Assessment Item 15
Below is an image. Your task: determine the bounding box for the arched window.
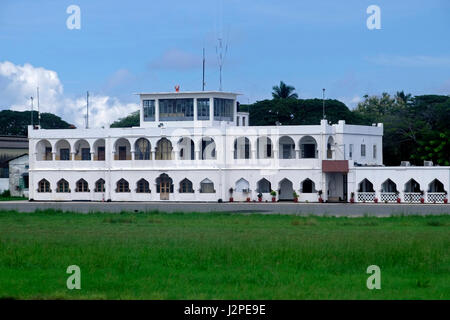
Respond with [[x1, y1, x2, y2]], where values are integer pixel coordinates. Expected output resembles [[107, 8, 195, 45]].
[[200, 178, 215, 193], [95, 179, 105, 192], [38, 179, 51, 192], [381, 179, 397, 192], [36, 139, 52, 161], [57, 179, 70, 193], [300, 136, 317, 159], [55, 140, 71, 161], [256, 136, 273, 159], [201, 137, 216, 160], [358, 179, 374, 192], [279, 136, 295, 159], [301, 179, 316, 193], [405, 179, 420, 193], [257, 178, 271, 193], [278, 178, 294, 200], [75, 179, 89, 192], [114, 138, 131, 160], [93, 139, 106, 161], [234, 137, 250, 159], [428, 179, 445, 193], [179, 178, 194, 193], [178, 137, 195, 160], [327, 136, 334, 159], [116, 179, 130, 193], [235, 178, 250, 193], [156, 138, 173, 160], [136, 178, 150, 193], [74, 139, 91, 161], [135, 138, 151, 160]]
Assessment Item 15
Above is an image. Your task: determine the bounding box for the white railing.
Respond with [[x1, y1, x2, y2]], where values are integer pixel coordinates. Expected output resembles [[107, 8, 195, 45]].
[[427, 192, 447, 203], [404, 192, 421, 203], [380, 192, 398, 202], [357, 192, 376, 202]]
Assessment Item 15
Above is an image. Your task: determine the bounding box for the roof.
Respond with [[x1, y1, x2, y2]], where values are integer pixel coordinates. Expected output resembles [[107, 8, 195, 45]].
[[5, 153, 28, 163], [135, 91, 241, 96], [322, 160, 349, 173], [0, 136, 29, 149]]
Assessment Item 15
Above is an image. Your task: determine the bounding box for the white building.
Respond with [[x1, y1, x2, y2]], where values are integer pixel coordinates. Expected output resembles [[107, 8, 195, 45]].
[[28, 91, 449, 203]]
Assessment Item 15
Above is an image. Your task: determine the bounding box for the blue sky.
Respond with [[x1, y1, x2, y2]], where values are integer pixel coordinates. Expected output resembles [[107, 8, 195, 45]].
[[0, 0, 449, 126]]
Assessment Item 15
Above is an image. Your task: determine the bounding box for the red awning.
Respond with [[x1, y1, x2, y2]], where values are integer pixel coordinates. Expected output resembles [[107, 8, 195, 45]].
[[322, 160, 349, 173]]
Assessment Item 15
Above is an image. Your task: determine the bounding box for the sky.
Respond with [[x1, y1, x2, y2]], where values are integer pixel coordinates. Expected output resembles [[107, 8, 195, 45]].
[[0, 0, 449, 128]]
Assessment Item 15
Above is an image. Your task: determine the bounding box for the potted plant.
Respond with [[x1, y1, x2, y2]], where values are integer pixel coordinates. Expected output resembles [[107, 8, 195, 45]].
[[444, 191, 448, 204], [293, 191, 299, 203], [350, 192, 355, 203], [270, 190, 277, 202], [246, 196, 251, 202], [257, 192, 263, 202], [318, 190, 323, 203], [229, 187, 234, 202], [396, 190, 401, 203], [420, 190, 425, 203], [374, 197, 378, 203]]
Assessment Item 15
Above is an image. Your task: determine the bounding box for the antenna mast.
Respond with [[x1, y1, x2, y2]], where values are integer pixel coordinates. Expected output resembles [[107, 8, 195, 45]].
[[216, 38, 228, 91], [37, 87, 40, 127], [86, 91, 89, 129], [202, 47, 205, 91], [30, 96, 34, 127], [322, 88, 326, 120]]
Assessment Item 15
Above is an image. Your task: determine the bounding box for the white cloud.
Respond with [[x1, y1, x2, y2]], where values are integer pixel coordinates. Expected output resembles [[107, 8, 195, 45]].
[[366, 55, 450, 67], [0, 61, 138, 128]]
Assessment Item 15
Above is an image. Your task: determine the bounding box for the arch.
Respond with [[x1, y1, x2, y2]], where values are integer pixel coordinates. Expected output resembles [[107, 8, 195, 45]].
[[200, 178, 215, 193], [257, 178, 271, 193], [135, 138, 151, 160], [178, 137, 195, 160], [278, 136, 295, 159], [278, 178, 294, 200], [155, 138, 173, 160], [36, 139, 52, 161], [201, 137, 216, 160], [136, 178, 150, 193], [94, 179, 105, 192], [93, 139, 106, 161], [56, 179, 70, 193], [38, 178, 51, 192], [234, 137, 250, 159], [179, 178, 194, 193], [327, 136, 334, 159], [75, 178, 89, 192], [114, 138, 131, 160], [381, 179, 397, 192], [116, 178, 130, 192], [256, 136, 273, 159], [299, 136, 317, 159], [74, 139, 91, 161], [156, 173, 174, 193], [301, 178, 316, 193], [358, 179, 374, 192], [404, 179, 420, 192], [235, 178, 250, 193], [428, 179, 445, 193], [55, 139, 71, 161]]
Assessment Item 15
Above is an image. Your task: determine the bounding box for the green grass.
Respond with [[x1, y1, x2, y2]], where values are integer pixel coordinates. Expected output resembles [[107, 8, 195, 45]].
[[0, 210, 448, 300], [0, 196, 27, 201]]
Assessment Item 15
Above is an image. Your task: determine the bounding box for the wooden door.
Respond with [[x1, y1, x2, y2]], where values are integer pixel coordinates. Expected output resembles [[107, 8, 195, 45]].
[[160, 180, 170, 200]]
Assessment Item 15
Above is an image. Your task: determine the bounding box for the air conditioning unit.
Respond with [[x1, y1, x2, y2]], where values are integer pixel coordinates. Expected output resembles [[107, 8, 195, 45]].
[[424, 161, 433, 167], [400, 161, 411, 167]]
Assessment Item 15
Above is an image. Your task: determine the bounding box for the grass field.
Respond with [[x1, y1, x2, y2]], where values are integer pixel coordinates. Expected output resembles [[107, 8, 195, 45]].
[[0, 210, 448, 300]]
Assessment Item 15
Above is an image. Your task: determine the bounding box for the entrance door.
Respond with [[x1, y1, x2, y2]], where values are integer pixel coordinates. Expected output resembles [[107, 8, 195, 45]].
[[119, 146, 126, 160], [160, 180, 170, 200]]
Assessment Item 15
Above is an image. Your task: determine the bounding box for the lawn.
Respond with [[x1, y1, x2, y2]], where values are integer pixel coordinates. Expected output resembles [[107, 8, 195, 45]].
[[0, 210, 448, 300]]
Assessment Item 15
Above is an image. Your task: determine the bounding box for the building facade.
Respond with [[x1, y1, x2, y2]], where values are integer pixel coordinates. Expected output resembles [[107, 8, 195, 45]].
[[28, 91, 449, 203]]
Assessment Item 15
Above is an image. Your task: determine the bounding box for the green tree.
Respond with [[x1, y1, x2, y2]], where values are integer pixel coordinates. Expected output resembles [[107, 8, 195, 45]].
[[110, 110, 140, 128], [272, 81, 298, 99]]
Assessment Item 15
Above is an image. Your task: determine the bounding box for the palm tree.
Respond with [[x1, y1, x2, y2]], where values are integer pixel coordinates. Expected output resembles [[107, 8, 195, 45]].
[[272, 81, 298, 99], [395, 91, 412, 105]]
